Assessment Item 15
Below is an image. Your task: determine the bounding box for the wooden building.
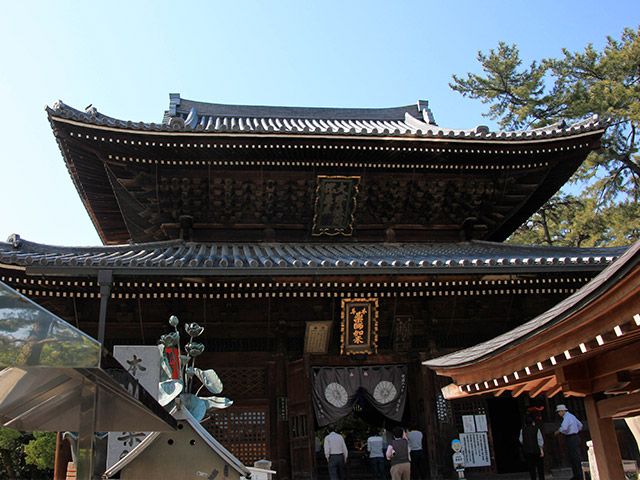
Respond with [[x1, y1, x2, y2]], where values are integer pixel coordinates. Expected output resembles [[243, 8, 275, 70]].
[[0, 95, 630, 478], [425, 240, 640, 478]]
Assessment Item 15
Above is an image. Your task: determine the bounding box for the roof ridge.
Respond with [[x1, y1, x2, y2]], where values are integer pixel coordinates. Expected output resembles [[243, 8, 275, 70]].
[[173, 96, 427, 122], [46, 98, 607, 141]]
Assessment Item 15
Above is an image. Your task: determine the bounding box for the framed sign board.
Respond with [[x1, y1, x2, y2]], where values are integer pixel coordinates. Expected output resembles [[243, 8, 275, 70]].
[[312, 175, 360, 236], [340, 298, 378, 355]]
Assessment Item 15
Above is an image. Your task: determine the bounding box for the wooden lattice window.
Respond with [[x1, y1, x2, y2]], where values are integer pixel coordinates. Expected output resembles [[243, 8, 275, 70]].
[[451, 397, 487, 433], [290, 413, 308, 439], [215, 367, 267, 399], [203, 406, 269, 465]]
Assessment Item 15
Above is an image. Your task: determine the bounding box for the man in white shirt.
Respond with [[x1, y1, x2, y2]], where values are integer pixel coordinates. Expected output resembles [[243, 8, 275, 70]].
[[324, 426, 348, 480], [407, 426, 426, 479], [366, 429, 387, 479], [554, 404, 583, 480]]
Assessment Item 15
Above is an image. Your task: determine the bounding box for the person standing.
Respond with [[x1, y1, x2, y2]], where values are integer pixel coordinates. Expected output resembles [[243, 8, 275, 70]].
[[367, 428, 387, 480], [386, 426, 411, 480], [407, 426, 426, 480], [554, 404, 583, 480], [519, 414, 544, 480], [324, 426, 348, 480]]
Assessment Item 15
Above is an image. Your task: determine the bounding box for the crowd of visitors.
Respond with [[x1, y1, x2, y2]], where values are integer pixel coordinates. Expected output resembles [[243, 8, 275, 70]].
[[323, 425, 427, 480], [323, 404, 586, 480]]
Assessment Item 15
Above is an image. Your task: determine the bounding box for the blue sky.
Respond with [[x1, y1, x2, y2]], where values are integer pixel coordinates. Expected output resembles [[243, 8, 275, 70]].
[[0, 1, 638, 245]]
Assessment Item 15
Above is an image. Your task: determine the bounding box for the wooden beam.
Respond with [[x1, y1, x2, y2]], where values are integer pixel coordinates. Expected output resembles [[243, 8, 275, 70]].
[[547, 384, 563, 397], [605, 373, 640, 394], [511, 383, 530, 398], [557, 363, 591, 396], [597, 391, 640, 419], [584, 395, 626, 479], [591, 370, 632, 394], [588, 342, 640, 379], [441, 383, 470, 400], [493, 387, 510, 397], [530, 377, 557, 398]]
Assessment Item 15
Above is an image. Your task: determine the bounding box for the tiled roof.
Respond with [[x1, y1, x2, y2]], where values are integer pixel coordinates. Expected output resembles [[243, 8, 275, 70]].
[[46, 94, 605, 141], [424, 240, 639, 369], [0, 234, 626, 275]]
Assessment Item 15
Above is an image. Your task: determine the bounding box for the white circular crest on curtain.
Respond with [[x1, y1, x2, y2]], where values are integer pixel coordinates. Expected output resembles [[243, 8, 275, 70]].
[[373, 380, 397, 404], [324, 382, 349, 407]]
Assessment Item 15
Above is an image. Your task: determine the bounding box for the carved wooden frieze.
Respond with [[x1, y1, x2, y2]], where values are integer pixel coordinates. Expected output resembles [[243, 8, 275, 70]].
[[392, 315, 413, 352], [312, 176, 361, 236], [106, 161, 537, 241]]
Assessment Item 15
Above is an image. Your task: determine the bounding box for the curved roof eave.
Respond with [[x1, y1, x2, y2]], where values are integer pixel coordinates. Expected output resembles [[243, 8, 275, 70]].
[[46, 100, 607, 144]]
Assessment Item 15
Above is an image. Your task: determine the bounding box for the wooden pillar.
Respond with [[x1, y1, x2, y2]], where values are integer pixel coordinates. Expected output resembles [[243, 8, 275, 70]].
[[419, 353, 440, 480], [53, 432, 72, 480], [97, 270, 113, 345], [583, 395, 625, 479], [273, 354, 290, 479]]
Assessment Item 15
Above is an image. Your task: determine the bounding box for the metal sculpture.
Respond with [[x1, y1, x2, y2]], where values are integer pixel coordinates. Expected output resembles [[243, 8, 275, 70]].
[[157, 315, 232, 421]]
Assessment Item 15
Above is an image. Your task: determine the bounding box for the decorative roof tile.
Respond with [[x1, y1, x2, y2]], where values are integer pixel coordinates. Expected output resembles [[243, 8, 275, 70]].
[[0, 235, 626, 275], [47, 94, 606, 142], [423, 240, 639, 369]]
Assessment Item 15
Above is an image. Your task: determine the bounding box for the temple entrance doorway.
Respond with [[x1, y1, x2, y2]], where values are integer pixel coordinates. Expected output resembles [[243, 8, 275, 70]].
[[315, 388, 405, 479], [486, 396, 526, 474]]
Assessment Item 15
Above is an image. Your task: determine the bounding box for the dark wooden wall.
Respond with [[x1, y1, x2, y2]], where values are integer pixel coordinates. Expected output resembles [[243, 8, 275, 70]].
[[1, 268, 595, 477]]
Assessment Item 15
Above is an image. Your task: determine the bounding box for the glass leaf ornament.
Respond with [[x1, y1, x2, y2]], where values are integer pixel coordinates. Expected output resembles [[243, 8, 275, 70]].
[[157, 345, 174, 380], [159, 331, 180, 347], [185, 342, 205, 357], [157, 314, 233, 420], [181, 393, 207, 421], [195, 368, 224, 394], [158, 380, 183, 406], [202, 395, 233, 410], [185, 322, 204, 337]]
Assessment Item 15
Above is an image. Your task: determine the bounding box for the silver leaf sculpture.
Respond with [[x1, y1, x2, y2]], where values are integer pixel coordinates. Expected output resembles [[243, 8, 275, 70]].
[[157, 315, 232, 420], [195, 368, 224, 395]]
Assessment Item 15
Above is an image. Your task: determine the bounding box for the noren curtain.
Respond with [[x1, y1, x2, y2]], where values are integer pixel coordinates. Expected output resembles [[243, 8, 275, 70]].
[[312, 365, 407, 427]]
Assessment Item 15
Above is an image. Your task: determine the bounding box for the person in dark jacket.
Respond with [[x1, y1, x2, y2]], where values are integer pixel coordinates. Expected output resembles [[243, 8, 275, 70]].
[[519, 414, 544, 480], [386, 426, 410, 480]]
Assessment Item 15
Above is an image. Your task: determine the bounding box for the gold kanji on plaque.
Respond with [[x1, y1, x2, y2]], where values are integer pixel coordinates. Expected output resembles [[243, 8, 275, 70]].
[[340, 298, 379, 355]]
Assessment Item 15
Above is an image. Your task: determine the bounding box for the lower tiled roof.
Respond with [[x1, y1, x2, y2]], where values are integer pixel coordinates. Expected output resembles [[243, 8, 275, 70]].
[[0, 235, 627, 275], [424, 240, 639, 369]]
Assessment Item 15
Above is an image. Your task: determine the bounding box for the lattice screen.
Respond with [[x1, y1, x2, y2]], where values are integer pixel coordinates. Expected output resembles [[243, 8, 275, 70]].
[[203, 406, 269, 465], [451, 397, 487, 433], [215, 367, 267, 399]]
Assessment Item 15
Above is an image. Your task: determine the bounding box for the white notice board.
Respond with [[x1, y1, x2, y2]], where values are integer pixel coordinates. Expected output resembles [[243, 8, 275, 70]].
[[474, 414, 488, 432], [462, 415, 476, 433], [460, 432, 491, 467]]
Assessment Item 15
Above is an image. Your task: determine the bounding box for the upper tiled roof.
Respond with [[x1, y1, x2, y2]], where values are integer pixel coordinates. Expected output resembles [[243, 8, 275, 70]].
[[46, 94, 605, 141], [424, 240, 639, 369], [0, 234, 626, 275]]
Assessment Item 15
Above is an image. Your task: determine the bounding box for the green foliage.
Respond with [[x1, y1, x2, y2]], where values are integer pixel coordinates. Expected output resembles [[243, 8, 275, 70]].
[[451, 27, 640, 246], [24, 432, 56, 470], [508, 193, 639, 247], [0, 428, 54, 479], [0, 428, 21, 450]]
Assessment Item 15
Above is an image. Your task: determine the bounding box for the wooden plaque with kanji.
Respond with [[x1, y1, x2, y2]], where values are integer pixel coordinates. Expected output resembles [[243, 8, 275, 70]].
[[340, 298, 378, 355]]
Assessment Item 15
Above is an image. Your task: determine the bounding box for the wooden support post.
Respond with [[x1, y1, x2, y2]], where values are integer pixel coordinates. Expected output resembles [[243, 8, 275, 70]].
[[53, 432, 71, 480], [97, 270, 113, 345], [583, 395, 625, 479], [420, 362, 440, 480]]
